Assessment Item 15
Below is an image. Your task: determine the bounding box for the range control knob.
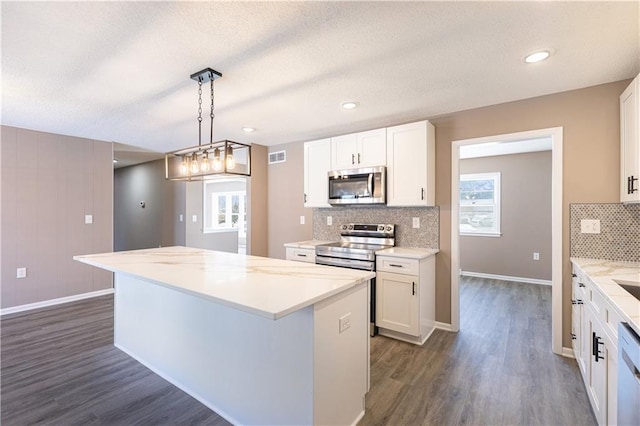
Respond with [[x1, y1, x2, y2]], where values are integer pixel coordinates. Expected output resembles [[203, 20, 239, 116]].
[[386, 225, 393, 232], [348, 224, 354, 230], [378, 225, 385, 231], [341, 224, 348, 231]]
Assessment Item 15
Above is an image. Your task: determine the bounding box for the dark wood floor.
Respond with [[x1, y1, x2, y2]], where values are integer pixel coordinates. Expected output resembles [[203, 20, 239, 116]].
[[1, 277, 596, 425], [360, 277, 596, 425]]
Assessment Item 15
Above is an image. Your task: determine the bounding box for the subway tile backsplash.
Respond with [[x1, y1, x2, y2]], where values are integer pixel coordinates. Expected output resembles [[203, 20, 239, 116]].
[[313, 206, 439, 248], [570, 203, 640, 262]]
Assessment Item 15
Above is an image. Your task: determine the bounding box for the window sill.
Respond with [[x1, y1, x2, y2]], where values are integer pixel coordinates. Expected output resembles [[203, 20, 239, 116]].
[[460, 232, 502, 238], [203, 228, 240, 234]]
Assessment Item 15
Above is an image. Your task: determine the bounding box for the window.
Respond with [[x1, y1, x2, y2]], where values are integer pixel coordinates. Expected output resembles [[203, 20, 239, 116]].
[[203, 179, 247, 238], [459, 172, 501, 236]]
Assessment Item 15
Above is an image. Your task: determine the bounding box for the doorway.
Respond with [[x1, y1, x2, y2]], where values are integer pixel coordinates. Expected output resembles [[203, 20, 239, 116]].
[[451, 127, 563, 354]]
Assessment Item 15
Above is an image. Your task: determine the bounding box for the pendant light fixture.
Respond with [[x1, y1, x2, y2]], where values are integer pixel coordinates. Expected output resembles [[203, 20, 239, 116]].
[[165, 68, 251, 181]]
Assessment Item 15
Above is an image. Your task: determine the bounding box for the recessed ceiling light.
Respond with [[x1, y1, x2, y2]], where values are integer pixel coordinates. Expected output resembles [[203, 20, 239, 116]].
[[525, 50, 550, 64], [341, 101, 359, 110], [242, 127, 255, 133], [113, 159, 119, 164]]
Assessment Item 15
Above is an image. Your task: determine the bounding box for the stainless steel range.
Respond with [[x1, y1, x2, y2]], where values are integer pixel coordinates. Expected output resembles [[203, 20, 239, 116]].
[[316, 223, 395, 335]]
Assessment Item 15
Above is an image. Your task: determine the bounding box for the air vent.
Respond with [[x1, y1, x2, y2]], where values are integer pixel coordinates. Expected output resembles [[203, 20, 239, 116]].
[[268, 150, 286, 164]]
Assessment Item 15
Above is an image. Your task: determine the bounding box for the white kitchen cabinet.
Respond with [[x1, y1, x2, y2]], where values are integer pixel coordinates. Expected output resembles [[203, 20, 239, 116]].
[[375, 252, 436, 345], [330, 128, 386, 170], [620, 74, 640, 203], [386, 120, 435, 206], [285, 247, 316, 263], [303, 138, 331, 207], [571, 262, 621, 426]]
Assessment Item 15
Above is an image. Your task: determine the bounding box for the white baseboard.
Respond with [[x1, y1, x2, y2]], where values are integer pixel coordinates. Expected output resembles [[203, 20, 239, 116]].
[[561, 347, 575, 358], [435, 321, 455, 332], [0, 288, 114, 316], [460, 270, 552, 286]]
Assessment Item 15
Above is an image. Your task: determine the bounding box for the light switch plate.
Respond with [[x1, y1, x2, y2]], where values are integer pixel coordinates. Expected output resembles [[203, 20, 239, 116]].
[[327, 216, 333, 226], [580, 219, 601, 234], [17, 267, 27, 279], [300, 215, 305, 225], [412, 217, 420, 228], [192, 215, 197, 223], [533, 252, 540, 261], [179, 214, 183, 222], [84, 214, 93, 224]]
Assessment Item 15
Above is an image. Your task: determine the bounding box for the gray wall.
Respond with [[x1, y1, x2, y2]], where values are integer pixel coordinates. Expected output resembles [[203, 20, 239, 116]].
[[1, 125, 113, 308], [459, 151, 552, 280], [114, 159, 185, 251]]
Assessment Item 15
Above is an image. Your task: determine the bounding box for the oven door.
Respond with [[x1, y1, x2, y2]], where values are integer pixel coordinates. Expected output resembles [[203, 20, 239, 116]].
[[328, 166, 386, 205]]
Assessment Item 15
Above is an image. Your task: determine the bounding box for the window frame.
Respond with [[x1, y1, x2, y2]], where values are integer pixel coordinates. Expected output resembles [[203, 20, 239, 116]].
[[203, 179, 247, 238], [459, 172, 501, 237]]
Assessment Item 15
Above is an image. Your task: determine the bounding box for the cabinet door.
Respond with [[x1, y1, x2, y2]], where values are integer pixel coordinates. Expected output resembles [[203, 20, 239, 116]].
[[588, 315, 607, 426], [356, 128, 386, 167], [331, 133, 358, 170], [386, 120, 435, 206], [620, 75, 639, 203], [303, 139, 331, 207], [375, 271, 419, 336]]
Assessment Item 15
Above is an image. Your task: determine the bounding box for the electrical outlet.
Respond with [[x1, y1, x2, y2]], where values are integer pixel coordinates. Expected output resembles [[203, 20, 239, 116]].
[[84, 214, 93, 224], [192, 215, 197, 223], [300, 215, 305, 225], [412, 217, 420, 228], [339, 313, 352, 333], [533, 252, 540, 261], [179, 214, 184, 222], [17, 267, 27, 279], [580, 219, 601, 234], [327, 216, 333, 226]]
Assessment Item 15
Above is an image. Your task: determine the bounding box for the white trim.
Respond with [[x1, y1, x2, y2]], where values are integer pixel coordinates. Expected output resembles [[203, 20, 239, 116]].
[[460, 270, 552, 286], [0, 288, 114, 316], [460, 232, 502, 238], [452, 127, 563, 354], [378, 327, 433, 346], [561, 347, 576, 359], [434, 321, 454, 332]]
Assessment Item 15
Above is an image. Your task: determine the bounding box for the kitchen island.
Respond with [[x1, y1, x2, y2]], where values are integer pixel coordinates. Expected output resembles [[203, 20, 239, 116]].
[[74, 246, 375, 426]]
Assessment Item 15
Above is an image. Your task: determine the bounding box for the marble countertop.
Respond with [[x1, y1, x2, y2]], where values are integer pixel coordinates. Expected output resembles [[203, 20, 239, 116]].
[[283, 240, 336, 249], [570, 257, 640, 336], [75, 246, 375, 321], [376, 247, 439, 259]]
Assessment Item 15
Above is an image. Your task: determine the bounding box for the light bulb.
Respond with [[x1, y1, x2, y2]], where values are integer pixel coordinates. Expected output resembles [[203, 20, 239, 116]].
[[212, 148, 222, 171], [179, 157, 188, 175], [190, 154, 199, 174], [226, 146, 235, 169], [201, 152, 210, 172]]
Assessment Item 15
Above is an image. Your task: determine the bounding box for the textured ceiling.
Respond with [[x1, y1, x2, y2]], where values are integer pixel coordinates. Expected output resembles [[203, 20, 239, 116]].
[[2, 1, 639, 154]]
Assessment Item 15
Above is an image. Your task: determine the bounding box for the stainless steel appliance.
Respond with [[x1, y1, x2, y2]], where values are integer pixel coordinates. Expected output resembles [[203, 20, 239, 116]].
[[328, 166, 386, 205], [316, 223, 395, 336], [619, 322, 640, 426]]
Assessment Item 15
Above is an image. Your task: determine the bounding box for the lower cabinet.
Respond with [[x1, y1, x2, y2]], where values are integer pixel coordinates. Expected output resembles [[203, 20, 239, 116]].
[[375, 253, 435, 345], [571, 262, 619, 426], [285, 247, 316, 263]]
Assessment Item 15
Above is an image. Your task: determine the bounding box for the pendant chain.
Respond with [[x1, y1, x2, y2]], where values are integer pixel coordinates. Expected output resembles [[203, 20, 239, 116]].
[[197, 81, 203, 147], [210, 79, 215, 144]]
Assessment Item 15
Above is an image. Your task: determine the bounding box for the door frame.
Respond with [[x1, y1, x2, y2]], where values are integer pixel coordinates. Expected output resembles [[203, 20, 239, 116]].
[[451, 127, 563, 354]]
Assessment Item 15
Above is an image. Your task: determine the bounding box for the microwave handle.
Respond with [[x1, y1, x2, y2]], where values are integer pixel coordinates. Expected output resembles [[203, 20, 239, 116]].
[[368, 173, 373, 196]]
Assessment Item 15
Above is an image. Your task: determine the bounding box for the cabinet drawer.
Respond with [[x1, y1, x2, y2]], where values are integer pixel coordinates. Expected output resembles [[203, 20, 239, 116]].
[[285, 248, 316, 263], [376, 256, 418, 275]]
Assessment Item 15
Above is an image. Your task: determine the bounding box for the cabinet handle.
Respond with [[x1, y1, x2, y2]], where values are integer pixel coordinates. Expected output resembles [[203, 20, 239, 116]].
[[592, 332, 604, 362], [412, 282, 416, 296], [571, 299, 583, 305], [579, 282, 585, 288], [296, 253, 307, 257], [304, 193, 307, 203], [358, 153, 361, 164], [629, 175, 639, 194], [571, 273, 577, 277], [571, 333, 577, 340], [421, 188, 425, 200], [389, 264, 403, 268], [352, 154, 355, 165]]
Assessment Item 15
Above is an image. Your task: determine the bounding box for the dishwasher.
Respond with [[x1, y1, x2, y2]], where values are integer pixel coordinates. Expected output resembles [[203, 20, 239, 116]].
[[619, 322, 640, 426]]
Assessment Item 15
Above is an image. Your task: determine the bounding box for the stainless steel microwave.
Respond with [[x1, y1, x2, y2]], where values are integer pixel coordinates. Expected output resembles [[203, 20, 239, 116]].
[[328, 166, 386, 205]]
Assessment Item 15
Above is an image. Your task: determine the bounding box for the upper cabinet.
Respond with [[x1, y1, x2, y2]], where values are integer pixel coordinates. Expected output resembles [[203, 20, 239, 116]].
[[386, 120, 435, 207], [331, 128, 386, 170], [303, 138, 331, 208], [620, 74, 640, 203]]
